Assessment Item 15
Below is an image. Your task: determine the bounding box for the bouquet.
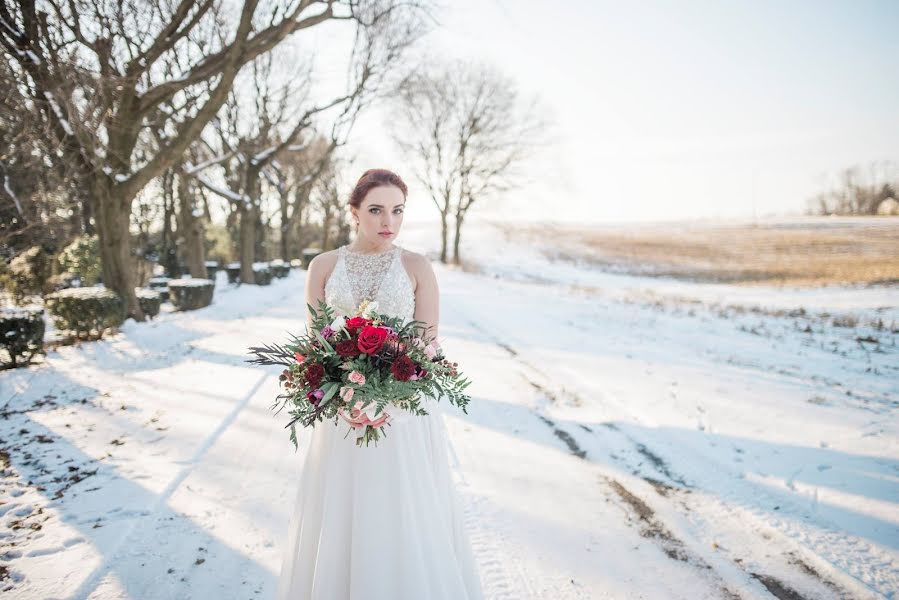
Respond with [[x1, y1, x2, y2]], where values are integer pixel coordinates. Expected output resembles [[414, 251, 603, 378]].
[[246, 298, 472, 448]]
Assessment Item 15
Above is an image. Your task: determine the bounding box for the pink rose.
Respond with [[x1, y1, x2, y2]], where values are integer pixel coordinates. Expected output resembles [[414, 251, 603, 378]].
[[340, 386, 355, 403], [348, 371, 366, 385], [424, 343, 438, 359]]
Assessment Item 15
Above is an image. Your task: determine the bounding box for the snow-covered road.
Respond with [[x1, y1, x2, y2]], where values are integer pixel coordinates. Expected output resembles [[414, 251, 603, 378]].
[[2, 225, 897, 599]]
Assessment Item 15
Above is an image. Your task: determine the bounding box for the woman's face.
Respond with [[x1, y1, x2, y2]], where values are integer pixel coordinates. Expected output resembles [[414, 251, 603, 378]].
[[353, 185, 405, 243]]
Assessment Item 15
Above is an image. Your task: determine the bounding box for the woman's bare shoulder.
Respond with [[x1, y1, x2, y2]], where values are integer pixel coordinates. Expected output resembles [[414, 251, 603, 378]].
[[399, 247, 433, 271], [399, 247, 436, 288], [308, 248, 340, 280]]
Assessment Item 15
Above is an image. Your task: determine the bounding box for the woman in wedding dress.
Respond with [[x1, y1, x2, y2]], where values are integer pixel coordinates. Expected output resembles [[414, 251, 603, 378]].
[[275, 169, 485, 600]]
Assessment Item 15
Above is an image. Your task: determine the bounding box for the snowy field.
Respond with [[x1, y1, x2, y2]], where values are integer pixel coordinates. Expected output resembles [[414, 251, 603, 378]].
[[1, 219, 897, 599]]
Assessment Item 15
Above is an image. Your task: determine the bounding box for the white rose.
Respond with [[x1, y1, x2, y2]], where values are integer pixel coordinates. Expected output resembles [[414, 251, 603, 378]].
[[361, 301, 379, 318], [330, 315, 347, 332]]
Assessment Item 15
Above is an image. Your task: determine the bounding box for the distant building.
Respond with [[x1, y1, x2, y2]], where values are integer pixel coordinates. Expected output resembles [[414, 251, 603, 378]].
[[876, 197, 899, 216]]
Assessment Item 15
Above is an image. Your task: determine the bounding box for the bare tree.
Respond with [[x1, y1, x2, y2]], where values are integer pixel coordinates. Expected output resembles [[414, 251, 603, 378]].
[[1, 0, 431, 318], [805, 161, 899, 216], [1, 53, 84, 256], [390, 58, 552, 264], [269, 135, 334, 260], [184, 1, 427, 283]]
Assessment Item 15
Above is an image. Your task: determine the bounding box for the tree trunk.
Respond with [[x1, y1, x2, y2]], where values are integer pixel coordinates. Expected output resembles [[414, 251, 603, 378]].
[[238, 204, 257, 284], [80, 192, 95, 235], [279, 191, 290, 261], [453, 214, 465, 265], [254, 209, 266, 262], [94, 178, 145, 320], [239, 168, 260, 284], [452, 211, 464, 265], [439, 211, 449, 264], [321, 205, 333, 250], [161, 171, 179, 277], [177, 172, 207, 278]]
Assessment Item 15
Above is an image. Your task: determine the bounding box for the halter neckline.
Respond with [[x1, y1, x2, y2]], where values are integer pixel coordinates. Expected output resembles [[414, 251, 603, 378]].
[[342, 243, 398, 256]]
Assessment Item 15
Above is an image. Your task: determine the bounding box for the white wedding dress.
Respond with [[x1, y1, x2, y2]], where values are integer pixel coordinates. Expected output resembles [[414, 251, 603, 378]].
[[276, 244, 485, 600]]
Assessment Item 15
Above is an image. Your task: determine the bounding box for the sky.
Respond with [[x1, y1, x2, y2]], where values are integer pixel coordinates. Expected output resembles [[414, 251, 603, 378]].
[[300, 0, 899, 225]]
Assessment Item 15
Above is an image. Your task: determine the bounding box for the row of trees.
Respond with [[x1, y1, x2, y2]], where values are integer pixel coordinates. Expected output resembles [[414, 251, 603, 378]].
[[806, 161, 899, 216], [1, 1, 551, 320], [1, 0, 428, 320]]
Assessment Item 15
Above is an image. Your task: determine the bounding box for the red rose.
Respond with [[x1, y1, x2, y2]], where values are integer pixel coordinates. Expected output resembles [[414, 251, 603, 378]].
[[345, 316, 370, 335], [357, 325, 389, 355], [335, 339, 361, 358], [303, 362, 325, 388], [391, 354, 416, 381]]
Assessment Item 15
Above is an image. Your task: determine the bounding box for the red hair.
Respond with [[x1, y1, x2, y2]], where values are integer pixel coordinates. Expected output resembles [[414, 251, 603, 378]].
[[349, 169, 408, 208]]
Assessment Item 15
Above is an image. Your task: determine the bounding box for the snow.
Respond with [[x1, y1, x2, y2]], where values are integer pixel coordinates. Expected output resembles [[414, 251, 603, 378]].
[[41, 91, 73, 136], [251, 146, 278, 166], [167, 278, 214, 288], [184, 153, 233, 176], [1, 221, 896, 599], [195, 176, 249, 204], [3, 174, 23, 217], [114, 174, 128, 183], [0, 18, 38, 66]]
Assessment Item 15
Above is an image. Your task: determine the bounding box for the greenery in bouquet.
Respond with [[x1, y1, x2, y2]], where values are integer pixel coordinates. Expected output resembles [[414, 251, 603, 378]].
[[246, 298, 472, 448]]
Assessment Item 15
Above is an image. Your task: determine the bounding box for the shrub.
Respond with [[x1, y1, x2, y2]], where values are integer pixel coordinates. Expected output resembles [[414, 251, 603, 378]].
[[44, 287, 126, 340], [6, 246, 53, 302], [225, 262, 241, 284], [205, 260, 220, 281], [0, 307, 45, 369], [301, 248, 322, 269], [136, 288, 162, 319], [168, 279, 214, 311], [57, 235, 101, 286], [269, 259, 290, 278], [204, 224, 234, 267], [252, 262, 272, 285], [46, 271, 78, 291], [148, 276, 172, 301]]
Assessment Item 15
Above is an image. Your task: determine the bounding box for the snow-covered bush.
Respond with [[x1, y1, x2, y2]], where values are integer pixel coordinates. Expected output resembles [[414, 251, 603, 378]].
[[4, 246, 53, 302], [252, 262, 273, 285], [269, 259, 289, 278], [136, 288, 162, 319], [168, 279, 214, 311], [301, 248, 322, 269], [225, 262, 241, 284], [148, 276, 171, 302], [0, 307, 45, 369], [46, 271, 79, 291], [205, 260, 220, 281], [44, 287, 126, 340], [57, 235, 101, 286]]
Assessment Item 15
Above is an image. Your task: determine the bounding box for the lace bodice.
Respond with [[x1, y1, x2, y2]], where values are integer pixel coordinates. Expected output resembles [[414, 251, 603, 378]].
[[324, 244, 415, 321]]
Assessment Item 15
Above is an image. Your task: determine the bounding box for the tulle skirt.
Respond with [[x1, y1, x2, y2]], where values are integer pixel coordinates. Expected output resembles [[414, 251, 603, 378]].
[[275, 396, 484, 600]]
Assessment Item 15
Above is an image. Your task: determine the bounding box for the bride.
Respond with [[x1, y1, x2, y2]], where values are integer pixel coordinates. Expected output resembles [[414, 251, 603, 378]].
[[275, 169, 485, 600]]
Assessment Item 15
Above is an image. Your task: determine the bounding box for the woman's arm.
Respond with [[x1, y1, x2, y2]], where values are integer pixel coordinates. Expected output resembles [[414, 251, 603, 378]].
[[305, 254, 328, 332], [412, 253, 440, 348]]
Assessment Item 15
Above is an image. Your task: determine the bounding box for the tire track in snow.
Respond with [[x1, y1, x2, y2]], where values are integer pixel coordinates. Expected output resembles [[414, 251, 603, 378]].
[[448, 297, 867, 600]]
